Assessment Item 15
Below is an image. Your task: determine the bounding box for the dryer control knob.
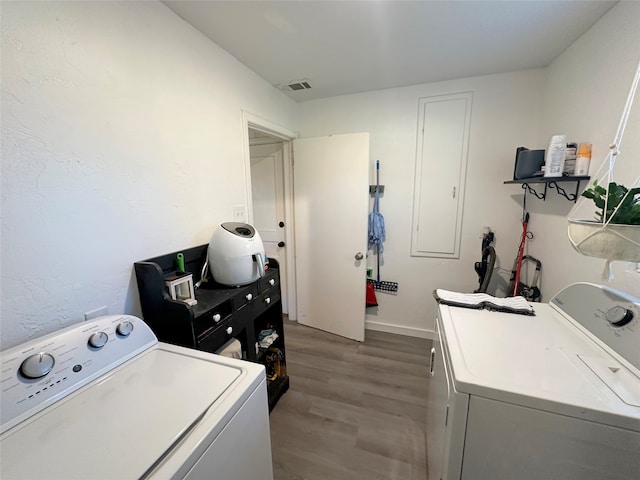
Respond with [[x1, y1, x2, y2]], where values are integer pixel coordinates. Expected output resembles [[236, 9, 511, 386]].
[[605, 306, 634, 327], [20, 352, 55, 379], [245, 293, 253, 301], [226, 327, 233, 335], [88, 331, 109, 349], [212, 313, 222, 323], [116, 321, 134, 337]]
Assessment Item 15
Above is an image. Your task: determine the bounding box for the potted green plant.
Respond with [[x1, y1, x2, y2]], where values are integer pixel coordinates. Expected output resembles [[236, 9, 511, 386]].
[[581, 181, 640, 225], [568, 181, 640, 261]]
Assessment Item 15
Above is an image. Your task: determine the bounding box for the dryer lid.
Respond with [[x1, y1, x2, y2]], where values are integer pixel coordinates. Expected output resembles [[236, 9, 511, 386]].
[[439, 300, 640, 430]]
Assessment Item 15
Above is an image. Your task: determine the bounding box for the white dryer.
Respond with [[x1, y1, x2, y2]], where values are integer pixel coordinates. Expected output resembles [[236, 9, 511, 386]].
[[427, 283, 640, 480], [0, 314, 273, 479]]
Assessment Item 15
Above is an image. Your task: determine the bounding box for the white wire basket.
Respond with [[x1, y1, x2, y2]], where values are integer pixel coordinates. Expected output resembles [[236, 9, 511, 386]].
[[567, 57, 640, 274], [568, 220, 640, 261]]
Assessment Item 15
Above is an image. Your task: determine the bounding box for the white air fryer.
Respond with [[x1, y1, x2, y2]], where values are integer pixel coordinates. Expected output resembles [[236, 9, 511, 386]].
[[208, 222, 265, 286]]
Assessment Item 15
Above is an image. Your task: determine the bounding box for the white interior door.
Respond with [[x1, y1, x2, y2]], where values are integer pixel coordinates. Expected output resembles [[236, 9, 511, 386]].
[[293, 133, 369, 341], [411, 92, 472, 258], [250, 142, 288, 314]]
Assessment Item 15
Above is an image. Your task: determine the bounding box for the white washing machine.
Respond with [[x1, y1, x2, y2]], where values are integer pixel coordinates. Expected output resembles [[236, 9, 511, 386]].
[[427, 283, 640, 480], [0, 314, 274, 479]]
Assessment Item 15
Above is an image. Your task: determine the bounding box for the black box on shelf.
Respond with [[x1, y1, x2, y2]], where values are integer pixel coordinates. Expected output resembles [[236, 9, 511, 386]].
[[513, 147, 545, 180]]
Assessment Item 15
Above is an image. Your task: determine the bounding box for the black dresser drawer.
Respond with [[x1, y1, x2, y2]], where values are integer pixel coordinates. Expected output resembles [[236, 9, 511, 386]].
[[193, 299, 233, 338], [196, 317, 235, 353], [260, 270, 279, 292], [234, 283, 259, 311], [258, 288, 280, 311]]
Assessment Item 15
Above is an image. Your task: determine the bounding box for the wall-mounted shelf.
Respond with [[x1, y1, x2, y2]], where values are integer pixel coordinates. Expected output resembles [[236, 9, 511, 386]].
[[504, 176, 590, 202]]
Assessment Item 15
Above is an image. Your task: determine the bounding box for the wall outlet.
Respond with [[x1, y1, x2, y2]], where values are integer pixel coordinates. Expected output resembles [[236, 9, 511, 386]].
[[232, 205, 247, 223], [84, 306, 108, 321]]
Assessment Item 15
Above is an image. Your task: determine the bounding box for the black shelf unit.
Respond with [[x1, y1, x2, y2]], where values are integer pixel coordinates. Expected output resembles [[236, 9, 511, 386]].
[[134, 244, 288, 411], [504, 176, 590, 202]]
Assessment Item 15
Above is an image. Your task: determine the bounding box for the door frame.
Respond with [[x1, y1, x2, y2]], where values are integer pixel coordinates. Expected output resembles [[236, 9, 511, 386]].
[[241, 111, 298, 320]]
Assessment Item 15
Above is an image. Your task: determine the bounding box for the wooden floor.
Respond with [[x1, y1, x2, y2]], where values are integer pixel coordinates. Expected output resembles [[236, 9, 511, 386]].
[[269, 319, 431, 480]]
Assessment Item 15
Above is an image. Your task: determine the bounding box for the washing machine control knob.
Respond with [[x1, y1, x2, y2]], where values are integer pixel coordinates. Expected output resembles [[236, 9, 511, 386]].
[[20, 352, 55, 379], [88, 331, 109, 349], [605, 306, 634, 327], [116, 321, 134, 337]]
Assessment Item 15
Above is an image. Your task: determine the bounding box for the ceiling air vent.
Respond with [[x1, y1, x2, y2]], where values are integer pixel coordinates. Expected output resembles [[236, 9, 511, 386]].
[[275, 79, 312, 92], [288, 81, 311, 91]]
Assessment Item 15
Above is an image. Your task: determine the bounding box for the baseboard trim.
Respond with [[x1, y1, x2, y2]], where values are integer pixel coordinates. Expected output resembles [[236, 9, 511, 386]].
[[365, 320, 435, 340]]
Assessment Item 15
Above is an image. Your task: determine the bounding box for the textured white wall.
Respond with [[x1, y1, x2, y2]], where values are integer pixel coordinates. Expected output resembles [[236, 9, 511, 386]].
[[2, 1, 637, 348], [0, 1, 297, 349], [531, 0, 640, 299], [298, 70, 545, 337]]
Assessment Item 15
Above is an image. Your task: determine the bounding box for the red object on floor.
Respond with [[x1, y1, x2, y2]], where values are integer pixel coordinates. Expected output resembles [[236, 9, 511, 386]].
[[366, 282, 378, 307]]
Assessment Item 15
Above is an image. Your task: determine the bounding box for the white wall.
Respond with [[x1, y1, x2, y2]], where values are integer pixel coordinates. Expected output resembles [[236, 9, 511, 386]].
[[298, 70, 545, 337], [297, 1, 640, 338], [0, 1, 297, 349], [2, 1, 638, 348], [531, 0, 640, 299]]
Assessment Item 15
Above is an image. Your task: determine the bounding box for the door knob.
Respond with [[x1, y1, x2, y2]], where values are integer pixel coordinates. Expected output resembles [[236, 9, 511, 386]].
[[355, 252, 364, 260], [278, 241, 285, 247], [279, 221, 285, 228]]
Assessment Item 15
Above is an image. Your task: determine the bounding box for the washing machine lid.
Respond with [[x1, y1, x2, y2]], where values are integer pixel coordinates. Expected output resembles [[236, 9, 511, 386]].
[[439, 300, 640, 430], [0, 346, 243, 480]]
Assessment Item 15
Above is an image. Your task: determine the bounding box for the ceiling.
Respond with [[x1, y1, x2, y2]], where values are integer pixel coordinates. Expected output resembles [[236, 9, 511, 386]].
[[163, 1, 616, 102]]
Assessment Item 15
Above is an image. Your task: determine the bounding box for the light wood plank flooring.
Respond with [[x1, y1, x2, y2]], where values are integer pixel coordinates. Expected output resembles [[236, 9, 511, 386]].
[[270, 319, 431, 480]]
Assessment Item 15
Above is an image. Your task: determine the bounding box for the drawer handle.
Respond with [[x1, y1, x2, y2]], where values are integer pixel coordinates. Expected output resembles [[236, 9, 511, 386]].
[[226, 326, 233, 335], [429, 347, 436, 376], [265, 297, 271, 305], [268, 279, 275, 286], [212, 313, 221, 323], [245, 293, 253, 301]]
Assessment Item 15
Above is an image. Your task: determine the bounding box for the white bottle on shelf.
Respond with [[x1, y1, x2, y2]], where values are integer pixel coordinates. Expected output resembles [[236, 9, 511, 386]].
[[543, 134, 566, 178]]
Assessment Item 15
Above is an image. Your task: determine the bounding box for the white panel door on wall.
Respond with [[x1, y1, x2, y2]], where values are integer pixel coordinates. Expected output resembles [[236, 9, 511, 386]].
[[250, 142, 288, 314], [293, 133, 369, 341], [411, 92, 473, 258]]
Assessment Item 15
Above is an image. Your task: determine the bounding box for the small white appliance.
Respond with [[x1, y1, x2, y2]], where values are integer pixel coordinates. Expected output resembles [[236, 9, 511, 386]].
[[428, 283, 640, 480], [0, 314, 273, 480], [208, 222, 265, 287]]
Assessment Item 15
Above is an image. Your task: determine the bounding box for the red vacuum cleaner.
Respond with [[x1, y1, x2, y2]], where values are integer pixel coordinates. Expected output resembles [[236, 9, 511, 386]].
[[511, 212, 529, 297], [509, 213, 541, 301]]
